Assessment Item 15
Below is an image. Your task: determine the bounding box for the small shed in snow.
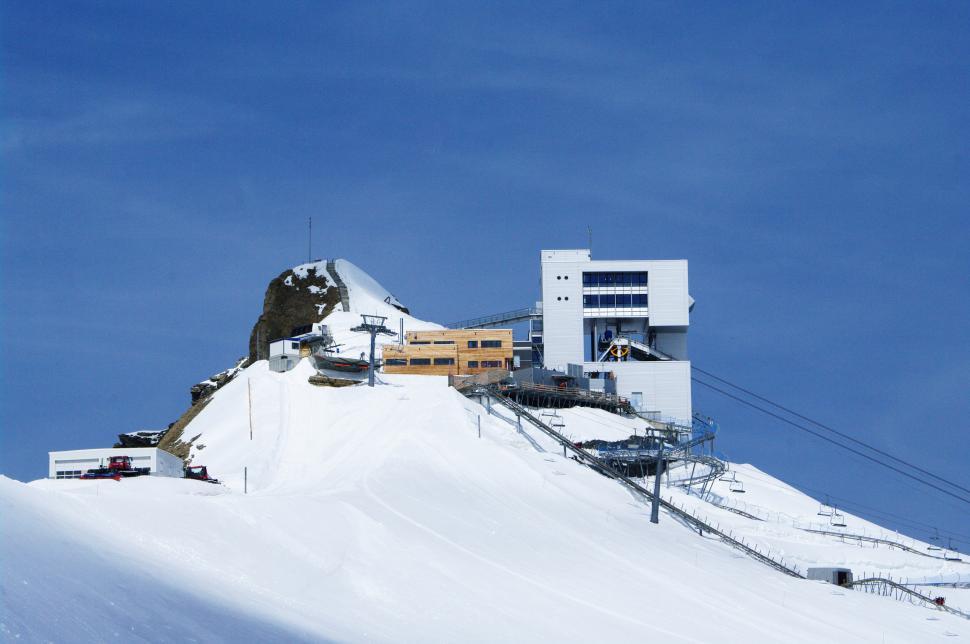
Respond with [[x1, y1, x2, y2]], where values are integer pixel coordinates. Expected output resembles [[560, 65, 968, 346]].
[[807, 567, 853, 586], [268, 337, 303, 372]]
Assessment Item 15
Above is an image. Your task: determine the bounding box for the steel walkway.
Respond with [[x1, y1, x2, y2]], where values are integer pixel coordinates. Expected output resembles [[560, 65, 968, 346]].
[[801, 527, 965, 563], [448, 305, 542, 329], [845, 577, 970, 620], [465, 384, 804, 579]]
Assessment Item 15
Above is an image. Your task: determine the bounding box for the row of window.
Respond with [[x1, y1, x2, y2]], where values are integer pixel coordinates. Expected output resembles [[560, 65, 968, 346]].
[[384, 358, 502, 368], [582, 271, 648, 286], [583, 294, 648, 308], [411, 339, 504, 348], [55, 470, 83, 479]]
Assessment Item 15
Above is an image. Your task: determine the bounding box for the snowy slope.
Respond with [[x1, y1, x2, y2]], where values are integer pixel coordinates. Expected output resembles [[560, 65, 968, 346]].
[[4, 263, 969, 642], [303, 258, 443, 360]]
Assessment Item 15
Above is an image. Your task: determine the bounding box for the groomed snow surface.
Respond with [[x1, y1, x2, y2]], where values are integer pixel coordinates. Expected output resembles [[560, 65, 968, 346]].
[[4, 262, 968, 642], [4, 362, 969, 642]]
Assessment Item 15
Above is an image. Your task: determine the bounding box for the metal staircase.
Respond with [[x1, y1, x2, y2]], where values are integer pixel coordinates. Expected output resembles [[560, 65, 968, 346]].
[[326, 260, 351, 312]]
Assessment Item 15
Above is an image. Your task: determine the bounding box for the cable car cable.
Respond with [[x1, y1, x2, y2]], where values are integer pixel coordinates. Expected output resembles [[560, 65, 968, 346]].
[[691, 377, 970, 507], [692, 365, 970, 497]]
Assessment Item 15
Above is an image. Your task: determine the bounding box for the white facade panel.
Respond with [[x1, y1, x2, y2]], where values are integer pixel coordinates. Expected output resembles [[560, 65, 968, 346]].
[[582, 361, 693, 425], [644, 260, 689, 326], [540, 255, 586, 371], [49, 447, 184, 479], [269, 339, 301, 358]]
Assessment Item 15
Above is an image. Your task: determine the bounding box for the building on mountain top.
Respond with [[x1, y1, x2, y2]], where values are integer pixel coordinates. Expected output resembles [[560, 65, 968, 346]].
[[382, 329, 513, 376]]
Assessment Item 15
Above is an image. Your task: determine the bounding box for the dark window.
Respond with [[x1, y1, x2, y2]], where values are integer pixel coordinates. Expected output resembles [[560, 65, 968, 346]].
[[481, 340, 502, 348], [603, 272, 614, 285], [633, 294, 649, 307], [410, 358, 431, 365], [616, 294, 632, 307], [410, 341, 430, 345], [291, 342, 300, 350], [433, 340, 455, 344], [583, 294, 597, 307], [434, 358, 455, 365], [467, 340, 478, 348], [480, 360, 501, 368], [599, 294, 616, 307], [583, 273, 593, 285], [621, 272, 633, 285], [638, 271, 648, 284], [467, 361, 479, 368], [385, 359, 407, 366]]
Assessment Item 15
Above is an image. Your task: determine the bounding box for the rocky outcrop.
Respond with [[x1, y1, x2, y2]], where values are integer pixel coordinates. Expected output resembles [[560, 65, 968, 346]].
[[115, 429, 168, 448], [190, 358, 248, 404], [247, 264, 342, 362]]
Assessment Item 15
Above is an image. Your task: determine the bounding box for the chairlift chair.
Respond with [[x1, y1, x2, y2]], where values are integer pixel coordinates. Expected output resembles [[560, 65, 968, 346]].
[[830, 511, 847, 528], [817, 504, 834, 517], [729, 479, 746, 494]]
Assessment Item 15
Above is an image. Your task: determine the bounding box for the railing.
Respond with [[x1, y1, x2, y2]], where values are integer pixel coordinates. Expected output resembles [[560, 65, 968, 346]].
[[465, 384, 803, 579], [800, 528, 965, 562], [500, 381, 629, 407], [448, 305, 542, 329], [845, 577, 970, 620]]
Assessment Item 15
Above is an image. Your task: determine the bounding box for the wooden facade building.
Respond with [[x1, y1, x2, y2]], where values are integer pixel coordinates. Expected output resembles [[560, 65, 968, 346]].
[[382, 329, 514, 376]]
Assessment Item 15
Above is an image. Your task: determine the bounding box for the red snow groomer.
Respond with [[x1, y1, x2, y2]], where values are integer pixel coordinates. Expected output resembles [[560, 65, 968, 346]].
[[184, 465, 220, 484], [81, 455, 150, 480]]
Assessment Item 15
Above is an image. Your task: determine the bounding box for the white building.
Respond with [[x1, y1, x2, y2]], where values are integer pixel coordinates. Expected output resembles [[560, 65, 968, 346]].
[[268, 337, 303, 372], [48, 447, 184, 479], [539, 249, 693, 425]]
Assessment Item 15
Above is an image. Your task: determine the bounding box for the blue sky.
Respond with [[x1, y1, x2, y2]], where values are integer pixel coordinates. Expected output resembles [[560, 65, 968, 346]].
[[3, 2, 968, 546]]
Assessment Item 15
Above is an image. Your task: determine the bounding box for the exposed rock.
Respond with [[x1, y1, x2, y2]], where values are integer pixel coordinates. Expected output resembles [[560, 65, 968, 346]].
[[191, 357, 248, 405], [115, 429, 168, 448], [156, 398, 212, 461], [247, 265, 342, 362]]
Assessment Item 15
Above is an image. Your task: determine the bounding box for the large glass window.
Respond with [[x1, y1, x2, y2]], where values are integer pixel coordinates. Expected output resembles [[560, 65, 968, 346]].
[[433, 358, 455, 365], [433, 340, 455, 345], [615, 294, 632, 307], [481, 340, 502, 348], [581, 271, 648, 286], [480, 360, 501, 368], [633, 294, 649, 306], [599, 294, 616, 307], [410, 358, 431, 365], [467, 360, 479, 368], [583, 294, 597, 307], [467, 340, 478, 348], [385, 358, 407, 366]]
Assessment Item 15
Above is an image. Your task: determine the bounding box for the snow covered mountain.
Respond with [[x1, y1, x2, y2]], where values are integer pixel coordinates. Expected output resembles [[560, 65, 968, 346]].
[[3, 261, 968, 642]]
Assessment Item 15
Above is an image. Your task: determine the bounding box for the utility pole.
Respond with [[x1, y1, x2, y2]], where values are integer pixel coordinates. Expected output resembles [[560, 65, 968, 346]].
[[650, 443, 665, 524], [351, 314, 395, 387]]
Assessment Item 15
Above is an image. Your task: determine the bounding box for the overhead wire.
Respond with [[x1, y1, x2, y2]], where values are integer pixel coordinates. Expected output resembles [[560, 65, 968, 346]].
[[692, 365, 970, 497], [690, 376, 970, 507]]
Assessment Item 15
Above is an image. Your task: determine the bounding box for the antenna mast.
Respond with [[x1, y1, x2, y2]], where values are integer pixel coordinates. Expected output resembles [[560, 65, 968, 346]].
[[308, 216, 312, 263], [587, 225, 592, 254]]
